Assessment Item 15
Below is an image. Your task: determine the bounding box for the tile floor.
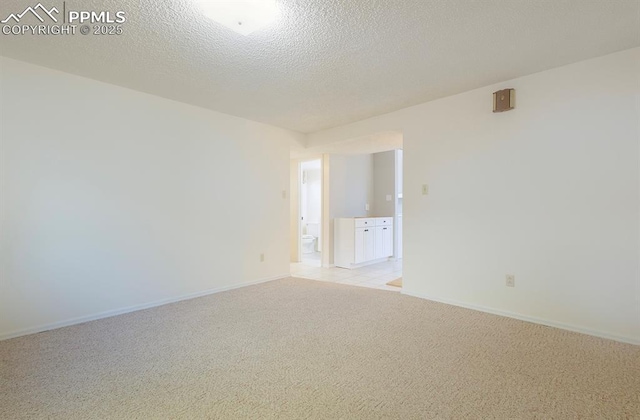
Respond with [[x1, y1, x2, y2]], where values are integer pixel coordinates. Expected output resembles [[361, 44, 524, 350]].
[[300, 251, 321, 267], [290, 259, 402, 292]]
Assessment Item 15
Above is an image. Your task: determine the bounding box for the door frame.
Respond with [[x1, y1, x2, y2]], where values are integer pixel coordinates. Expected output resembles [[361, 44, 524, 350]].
[[295, 156, 324, 264]]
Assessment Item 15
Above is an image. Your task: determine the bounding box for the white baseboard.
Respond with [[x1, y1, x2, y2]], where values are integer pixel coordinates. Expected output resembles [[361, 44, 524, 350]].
[[401, 289, 639, 346], [335, 257, 391, 270], [0, 274, 289, 342]]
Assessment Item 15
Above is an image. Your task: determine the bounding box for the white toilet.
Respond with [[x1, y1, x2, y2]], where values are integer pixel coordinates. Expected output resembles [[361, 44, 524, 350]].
[[301, 222, 319, 254], [302, 235, 316, 254]]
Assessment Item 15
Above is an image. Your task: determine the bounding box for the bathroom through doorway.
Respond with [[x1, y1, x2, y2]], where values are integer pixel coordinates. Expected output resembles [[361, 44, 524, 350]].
[[299, 159, 322, 267]]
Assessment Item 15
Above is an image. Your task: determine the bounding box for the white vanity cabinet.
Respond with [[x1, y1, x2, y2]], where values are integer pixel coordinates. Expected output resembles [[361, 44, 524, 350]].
[[334, 217, 393, 269]]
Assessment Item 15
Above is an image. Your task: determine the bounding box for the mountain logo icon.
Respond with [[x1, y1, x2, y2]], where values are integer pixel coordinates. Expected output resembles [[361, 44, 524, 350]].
[[1, 3, 59, 24]]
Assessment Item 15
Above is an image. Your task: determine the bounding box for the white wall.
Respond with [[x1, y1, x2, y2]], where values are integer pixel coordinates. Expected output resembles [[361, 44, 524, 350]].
[[308, 48, 640, 343], [0, 57, 304, 339], [373, 150, 396, 217], [327, 154, 374, 263], [329, 154, 374, 219]]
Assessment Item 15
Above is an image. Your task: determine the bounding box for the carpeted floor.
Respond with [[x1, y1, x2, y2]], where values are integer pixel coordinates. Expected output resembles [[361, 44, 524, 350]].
[[1, 278, 638, 419]]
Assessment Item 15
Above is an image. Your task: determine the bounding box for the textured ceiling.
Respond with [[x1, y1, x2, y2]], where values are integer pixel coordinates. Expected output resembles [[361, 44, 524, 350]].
[[1, 0, 639, 133]]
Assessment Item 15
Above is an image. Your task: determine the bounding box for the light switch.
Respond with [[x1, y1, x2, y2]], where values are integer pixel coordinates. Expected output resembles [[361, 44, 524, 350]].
[[365, 203, 370, 211], [282, 190, 287, 199], [422, 184, 429, 195], [386, 194, 392, 201]]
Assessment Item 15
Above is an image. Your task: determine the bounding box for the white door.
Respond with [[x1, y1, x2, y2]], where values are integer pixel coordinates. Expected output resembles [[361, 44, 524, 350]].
[[382, 226, 393, 257], [354, 228, 366, 263], [374, 226, 385, 259], [363, 228, 376, 261]]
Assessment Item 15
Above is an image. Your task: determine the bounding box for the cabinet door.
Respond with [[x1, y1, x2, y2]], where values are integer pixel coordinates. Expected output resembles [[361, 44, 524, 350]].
[[382, 226, 393, 257], [374, 226, 385, 259], [354, 228, 366, 263], [363, 228, 376, 261]]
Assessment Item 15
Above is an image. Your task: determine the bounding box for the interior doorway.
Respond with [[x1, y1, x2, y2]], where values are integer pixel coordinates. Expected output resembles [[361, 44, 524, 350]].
[[290, 130, 403, 279], [299, 159, 322, 267]]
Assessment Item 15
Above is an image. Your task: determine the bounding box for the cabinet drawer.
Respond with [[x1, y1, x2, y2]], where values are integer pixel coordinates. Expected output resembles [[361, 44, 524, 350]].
[[376, 217, 393, 226], [355, 218, 376, 228]]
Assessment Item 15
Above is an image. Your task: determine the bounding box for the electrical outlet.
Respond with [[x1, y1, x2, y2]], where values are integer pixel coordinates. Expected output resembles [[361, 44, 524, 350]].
[[506, 274, 515, 287], [260, 253, 265, 262], [422, 184, 429, 195], [386, 194, 392, 201]]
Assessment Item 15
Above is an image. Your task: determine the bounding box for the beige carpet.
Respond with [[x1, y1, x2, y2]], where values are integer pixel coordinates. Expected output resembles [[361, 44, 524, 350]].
[[1, 278, 638, 419], [386, 277, 402, 287]]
